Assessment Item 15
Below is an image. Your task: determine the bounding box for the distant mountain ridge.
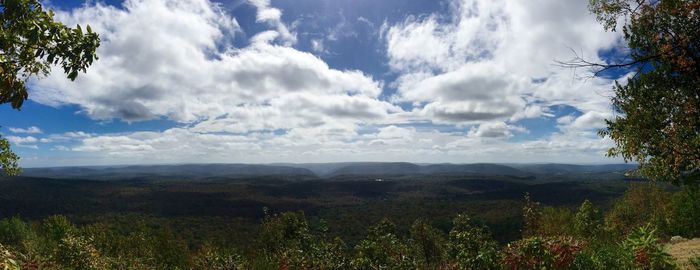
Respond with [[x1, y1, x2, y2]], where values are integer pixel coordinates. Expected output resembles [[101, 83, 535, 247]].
[[311, 162, 526, 177], [22, 164, 316, 180], [507, 163, 637, 174], [19, 162, 637, 179]]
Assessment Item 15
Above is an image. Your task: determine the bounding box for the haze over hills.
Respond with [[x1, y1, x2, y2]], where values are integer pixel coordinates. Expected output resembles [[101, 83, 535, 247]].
[[17, 162, 638, 180], [20, 164, 317, 180]]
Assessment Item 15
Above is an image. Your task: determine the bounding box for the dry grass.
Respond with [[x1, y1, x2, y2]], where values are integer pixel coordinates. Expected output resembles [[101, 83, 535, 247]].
[[666, 238, 700, 270]]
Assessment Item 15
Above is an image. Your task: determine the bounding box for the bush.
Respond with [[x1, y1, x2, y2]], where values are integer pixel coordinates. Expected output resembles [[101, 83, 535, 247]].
[[571, 243, 633, 270], [623, 225, 677, 270], [193, 243, 247, 270], [688, 256, 700, 270], [502, 236, 585, 270], [351, 218, 417, 270], [409, 218, 447, 267], [605, 183, 671, 236], [522, 193, 542, 238], [0, 244, 20, 270], [56, 235, 104, 270], [0, 218, 31, 247], [41, 215, 76, 242], [312, 237, 349, 270], [690, 256, 700, 270], [259, 211, 313, 256], [539, 206, 575, 237], [448, 214, 500, 269], [574, 200, 603, 239], [668, 187, 700, 238], [258, 210, 350, 269]]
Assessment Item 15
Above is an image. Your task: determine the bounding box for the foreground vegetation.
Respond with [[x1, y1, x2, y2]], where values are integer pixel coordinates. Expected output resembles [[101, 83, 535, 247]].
[[1, 182, 698, 269]]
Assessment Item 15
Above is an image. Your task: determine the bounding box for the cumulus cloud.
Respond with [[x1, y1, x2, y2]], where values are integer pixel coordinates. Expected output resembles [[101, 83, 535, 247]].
[[8, 126, 43, 134], [557, 111, 610, 131], [31, 0, 394, 134], [384, 0, 621, 124], [21, 124, 614, 167], [468, 122, 526, 138], [247, 0, 296, 44], [16, 0, 627, 166], [6, 136, 39, 144], [396, 63, 529, 124]]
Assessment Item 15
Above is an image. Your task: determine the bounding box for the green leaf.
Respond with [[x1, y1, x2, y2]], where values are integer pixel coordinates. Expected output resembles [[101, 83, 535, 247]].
[[68, 70, 79, 81]]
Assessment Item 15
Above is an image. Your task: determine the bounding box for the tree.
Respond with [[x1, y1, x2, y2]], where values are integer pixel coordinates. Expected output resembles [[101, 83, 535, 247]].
[[409, 218, 447, 267], [0, 0, 100, 175], [604, 183, 670, 236], [564, 0, 699, 185], [448, 214, 501, 269], [573, 199, 603, 239], [522, 193, 542, 237], [352, 218, 417, 269], [0, 137, 20, 175]]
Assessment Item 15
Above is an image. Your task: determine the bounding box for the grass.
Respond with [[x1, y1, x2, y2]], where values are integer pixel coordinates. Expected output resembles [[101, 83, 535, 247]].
[[666, 238, 700, 270]]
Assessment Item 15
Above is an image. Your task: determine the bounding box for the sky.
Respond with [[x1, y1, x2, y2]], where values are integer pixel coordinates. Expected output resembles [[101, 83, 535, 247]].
[[0, 0, 631, 167]]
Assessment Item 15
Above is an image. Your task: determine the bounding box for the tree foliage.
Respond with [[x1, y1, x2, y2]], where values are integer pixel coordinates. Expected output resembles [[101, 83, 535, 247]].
[[409, 218, 447, 267], [587, 0, 700, 185], [0, 0, 100, 176], [574, 199, 603, 239], [0, 137, 20, 176], [667, 187, 700, 237], [448, 214, 501, 270], [605, 183, 671, 236], [522, 193, 542, 238], [623, 225, 677, 270], [0, 0, 100, 108]]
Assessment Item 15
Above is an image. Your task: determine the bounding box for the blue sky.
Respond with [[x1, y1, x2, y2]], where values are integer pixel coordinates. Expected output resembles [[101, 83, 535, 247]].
[[0, 0, 628, 167]]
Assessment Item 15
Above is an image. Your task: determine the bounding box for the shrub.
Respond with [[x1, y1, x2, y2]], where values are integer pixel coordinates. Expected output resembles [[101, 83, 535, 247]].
[[502, 236, 585, 270], [193, 243, 247, 270], [0, 218, 31, 247], [409, 218, 447, 267], [571, 243, 633, 270], [623, 225, 677, 270], [690, 256, 700, 270], [312, 237, 349, 270], [56, 235, 104, 270], [41, 215, 76, 242], [574, 200, 603, 239], [259, 210, 313, 256], [258, 210, 349, 269], [352, 218, 417, 270], [539, 206, 575, 237], [668, 187, 700, 238], [448, 214, 500, 270], [522, 193, 542, 238], [150, 226, 191, 269], [605, 183, 671, 236], [0, 244, 20, 270]]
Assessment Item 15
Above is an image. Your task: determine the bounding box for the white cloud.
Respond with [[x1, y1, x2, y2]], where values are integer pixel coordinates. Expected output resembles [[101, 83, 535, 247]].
[[468, 122, 526, 138], [396, 63, 529, 124], [15, 0, 628, 166], [247, 0, 296, 45], [6, 136, 39, 144], [17, 124, 616, 167], [310, 38, 325, 53], [31, 0, 394, 135], [5, 135, 51, 149], [8, 126, 43, 134], [558, 111, 610, 131], [384, 0, 621, 125]]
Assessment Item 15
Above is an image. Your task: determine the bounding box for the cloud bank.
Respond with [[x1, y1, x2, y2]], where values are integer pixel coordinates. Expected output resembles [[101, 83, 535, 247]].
[[17, 0, 627, 166]]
